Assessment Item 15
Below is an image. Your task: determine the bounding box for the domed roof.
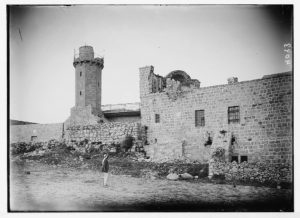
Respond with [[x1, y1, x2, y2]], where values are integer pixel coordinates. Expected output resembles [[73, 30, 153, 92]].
[[165, 70, 191, 83]]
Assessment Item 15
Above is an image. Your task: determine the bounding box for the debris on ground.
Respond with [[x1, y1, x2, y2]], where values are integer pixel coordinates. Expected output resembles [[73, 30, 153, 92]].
[[179, 173, 194, 180], [11, 140, 208, 182], [141, 169, 158, 180], [9, 139, 289, 188], [167, 173, 179, 181]]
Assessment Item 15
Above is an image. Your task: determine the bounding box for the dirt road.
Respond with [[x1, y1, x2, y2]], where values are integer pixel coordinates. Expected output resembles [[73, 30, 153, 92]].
[[9, 161, 293, 212]]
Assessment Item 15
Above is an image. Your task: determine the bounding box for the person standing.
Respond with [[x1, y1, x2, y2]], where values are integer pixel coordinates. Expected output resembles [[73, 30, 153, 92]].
[[153, 138, 158, 160], [102, 153, 109, 186]]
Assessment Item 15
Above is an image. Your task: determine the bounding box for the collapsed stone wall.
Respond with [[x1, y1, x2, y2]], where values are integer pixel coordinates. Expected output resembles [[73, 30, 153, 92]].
[[10, 123, 64, 143], [209, 159, 292, 183], [140, 67, 292, 165], [64, 122, 140, 144]]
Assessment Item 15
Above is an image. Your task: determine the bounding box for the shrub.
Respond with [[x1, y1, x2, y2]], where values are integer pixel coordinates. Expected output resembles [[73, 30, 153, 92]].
[[10, 142, 39, 155], [80, 138, 89, 146], [11, 142, 26, 155], [186, 164, 209, 178], [212, 174, 225, 180], [212, 147, 225, 161]]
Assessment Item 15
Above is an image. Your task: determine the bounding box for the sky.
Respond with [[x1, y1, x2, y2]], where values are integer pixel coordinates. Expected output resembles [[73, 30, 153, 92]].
[[9, 5, 293, 124]]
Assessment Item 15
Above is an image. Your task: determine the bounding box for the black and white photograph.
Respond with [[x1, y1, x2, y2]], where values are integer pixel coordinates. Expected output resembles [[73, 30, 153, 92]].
[[6, 2, 294, 212]]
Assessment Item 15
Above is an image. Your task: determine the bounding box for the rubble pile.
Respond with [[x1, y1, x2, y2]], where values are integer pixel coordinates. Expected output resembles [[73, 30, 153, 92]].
[[209, 159, 292, 184], [141, 169, 158, 180], [10, 140, 209, 185]]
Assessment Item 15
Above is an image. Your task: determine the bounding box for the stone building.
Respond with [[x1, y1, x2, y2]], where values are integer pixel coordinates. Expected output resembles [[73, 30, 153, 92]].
[[10, 46, 293, 170], [139, 66, 292, 166]]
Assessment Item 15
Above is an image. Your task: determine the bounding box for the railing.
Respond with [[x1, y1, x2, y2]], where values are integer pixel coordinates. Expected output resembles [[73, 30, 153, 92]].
[[101, 102, 140, 112], [74, 52, 104, 59]]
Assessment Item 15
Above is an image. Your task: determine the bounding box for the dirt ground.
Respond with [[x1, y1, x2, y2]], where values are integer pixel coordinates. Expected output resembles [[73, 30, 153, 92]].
[[9, 160, 293, 212]]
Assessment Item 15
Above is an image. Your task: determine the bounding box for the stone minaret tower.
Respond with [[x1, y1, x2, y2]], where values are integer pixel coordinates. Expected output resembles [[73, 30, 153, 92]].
[[73, 45, 104, 116], [65, 45, 105, 127]]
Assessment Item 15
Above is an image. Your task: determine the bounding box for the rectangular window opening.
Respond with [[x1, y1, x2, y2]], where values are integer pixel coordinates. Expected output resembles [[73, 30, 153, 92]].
[[80, 91, 82, 96], [231, 155, 238, 163], [155, 114, 160, 123], [228, 106, 240, 124], [80, 71, 82, 77], [195, 110, 205, 126], [241, 156, 248, 163], [31, 136, 37, 141]]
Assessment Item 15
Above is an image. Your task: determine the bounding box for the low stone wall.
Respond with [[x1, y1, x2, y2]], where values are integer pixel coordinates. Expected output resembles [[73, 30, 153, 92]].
[[65, 122, 140, 144], [209, 159, 292, 183], [10, 123, 64, 143]]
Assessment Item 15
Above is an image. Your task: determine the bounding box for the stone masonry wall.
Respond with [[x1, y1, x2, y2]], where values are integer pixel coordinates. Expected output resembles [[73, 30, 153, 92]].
[[10, 123, 64, 143], [84, 63, 102, 115], [11, 121, 140, 146], [75, 62, 102, 116], [65, 122, 140, 144], [64, 105, 101, 128], [75, 63, 86, 108], [140, 68, 292, 165]]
